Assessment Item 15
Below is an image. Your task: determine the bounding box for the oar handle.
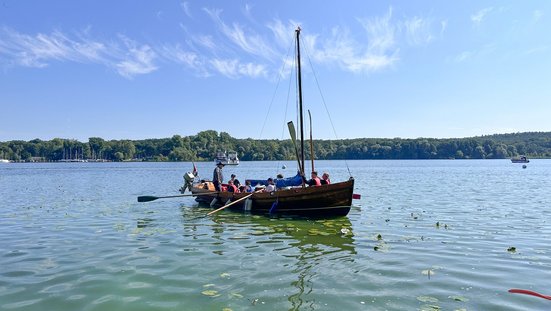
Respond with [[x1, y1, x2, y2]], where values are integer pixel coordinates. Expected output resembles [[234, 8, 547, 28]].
[[137, 192, 218, 202]]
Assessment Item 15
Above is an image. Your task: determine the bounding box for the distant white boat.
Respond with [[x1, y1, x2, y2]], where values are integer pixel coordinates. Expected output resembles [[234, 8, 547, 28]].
[[214, 151, 239, 165], [0, 159, 10, 163], [58, 159, 88, 163], [511, 156, 529, 163]]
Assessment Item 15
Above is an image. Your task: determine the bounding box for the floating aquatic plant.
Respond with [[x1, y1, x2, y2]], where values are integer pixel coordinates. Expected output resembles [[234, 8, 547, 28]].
[[201, 290, 219, 297], [448, 295, 469, 302], [417, 296, 439, 303], [419, 304, 441, 311]]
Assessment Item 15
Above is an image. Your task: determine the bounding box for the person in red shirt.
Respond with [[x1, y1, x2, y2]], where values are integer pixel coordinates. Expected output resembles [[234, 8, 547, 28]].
[[227, 179, 239, 193], [305, 171, 321, 186]]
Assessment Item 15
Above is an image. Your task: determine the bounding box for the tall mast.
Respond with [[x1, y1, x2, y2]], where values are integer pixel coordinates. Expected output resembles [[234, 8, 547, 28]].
[[296, 27, 305, 175]]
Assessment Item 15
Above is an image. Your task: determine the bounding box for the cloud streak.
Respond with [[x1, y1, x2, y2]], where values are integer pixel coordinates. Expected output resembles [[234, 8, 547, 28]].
[[0, 27, 158, 78], [471, 7, 493, 26], [0, 6, 440, 79]]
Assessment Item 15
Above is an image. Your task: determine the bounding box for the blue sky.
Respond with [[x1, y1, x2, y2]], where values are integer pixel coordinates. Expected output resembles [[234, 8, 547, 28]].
[[1, 1, 550, 142]]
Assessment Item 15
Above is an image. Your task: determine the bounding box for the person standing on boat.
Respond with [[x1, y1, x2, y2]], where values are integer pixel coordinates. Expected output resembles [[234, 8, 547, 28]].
[[213, 161, 225, 192], [320, 172, 331, 185]]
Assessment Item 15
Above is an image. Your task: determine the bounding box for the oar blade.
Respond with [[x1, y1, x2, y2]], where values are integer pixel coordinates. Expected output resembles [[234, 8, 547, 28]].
[[137, 196, 158, 202]]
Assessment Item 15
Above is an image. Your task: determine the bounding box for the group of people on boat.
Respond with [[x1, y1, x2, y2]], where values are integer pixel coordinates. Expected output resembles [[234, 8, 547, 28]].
[[212, 160, 330, 194], [305, 171, 331, 186]]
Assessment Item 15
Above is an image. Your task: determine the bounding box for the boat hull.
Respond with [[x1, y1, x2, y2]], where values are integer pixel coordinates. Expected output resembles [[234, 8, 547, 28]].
[[192, 179, 355, 217]]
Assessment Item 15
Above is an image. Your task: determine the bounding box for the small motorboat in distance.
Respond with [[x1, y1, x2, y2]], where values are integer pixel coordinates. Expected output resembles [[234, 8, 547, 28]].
[[511, 156, 529, 163]]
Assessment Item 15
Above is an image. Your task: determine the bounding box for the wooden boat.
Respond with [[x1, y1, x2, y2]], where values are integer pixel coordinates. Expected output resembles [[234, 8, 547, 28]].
[[190, 27, 357, 218], [511, 156, 529, 163], [192, 178, 354, 217]]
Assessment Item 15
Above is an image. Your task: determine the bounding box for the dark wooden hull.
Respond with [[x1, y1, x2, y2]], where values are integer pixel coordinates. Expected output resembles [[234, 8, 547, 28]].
[[192, 178, 355, 217]]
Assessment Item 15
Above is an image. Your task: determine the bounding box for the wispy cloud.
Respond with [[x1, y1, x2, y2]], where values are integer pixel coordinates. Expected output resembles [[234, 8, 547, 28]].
[[0, 5, 438, 79], [181, 1, 192, 19], [533, 9, 544, 23], [440, 20, 448, 36], [160, 44, 209, 77], [0, 27, 107, 68], [453, 51, 474, 63], [471, 7, 493, 26], [328, 7, 400, 73], [210, 58, 266, 79], [404, 16, 434, 46], [204, 8, 278, 60], [115, 36, 158, 78], [0, 27, 160, 78]]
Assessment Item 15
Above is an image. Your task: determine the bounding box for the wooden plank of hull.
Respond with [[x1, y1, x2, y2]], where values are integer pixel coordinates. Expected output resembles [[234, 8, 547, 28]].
[[192, 178, 354, 217]]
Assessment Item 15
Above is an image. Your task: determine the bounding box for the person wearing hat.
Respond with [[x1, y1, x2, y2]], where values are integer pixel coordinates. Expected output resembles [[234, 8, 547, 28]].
[[213, 161, 225, 192]]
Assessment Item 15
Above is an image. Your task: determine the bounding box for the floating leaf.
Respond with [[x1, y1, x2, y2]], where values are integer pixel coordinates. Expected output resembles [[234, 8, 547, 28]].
[[419, 305, 440, 311], [201, 290, 219, 297], [203, 284, 215, 288], [422, 269, 435, 277], [222, 308, 233, 311], [448, 295, 469, 302], [230, 293, 243, 299], [220, 273, 230, 278], [417, 296, 439, 303]]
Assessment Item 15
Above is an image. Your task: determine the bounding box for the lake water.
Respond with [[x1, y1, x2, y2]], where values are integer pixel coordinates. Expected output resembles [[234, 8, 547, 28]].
[[1, 160, 550, 311]]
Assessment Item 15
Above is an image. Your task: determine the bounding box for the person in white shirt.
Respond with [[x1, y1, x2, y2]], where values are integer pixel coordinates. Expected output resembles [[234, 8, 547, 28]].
[[264, 178, 276, 192]]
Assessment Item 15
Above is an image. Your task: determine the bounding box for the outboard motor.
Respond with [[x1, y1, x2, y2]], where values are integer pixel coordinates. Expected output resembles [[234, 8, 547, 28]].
[[180, 172, 196, 193]]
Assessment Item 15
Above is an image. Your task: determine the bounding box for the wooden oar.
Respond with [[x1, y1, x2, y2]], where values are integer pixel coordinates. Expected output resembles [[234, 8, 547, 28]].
[[509, 289, 551, 300], [288, 121, 303, 174], [207, 190, 262, 216], [137, 192, 217, 203]]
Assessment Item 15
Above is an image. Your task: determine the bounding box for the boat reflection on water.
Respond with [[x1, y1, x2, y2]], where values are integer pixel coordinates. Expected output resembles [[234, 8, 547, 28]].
[[179, 207, 356, 308]]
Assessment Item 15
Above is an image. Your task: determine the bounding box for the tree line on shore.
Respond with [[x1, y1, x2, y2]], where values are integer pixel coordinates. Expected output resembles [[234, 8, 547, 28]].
[[1, 130, 550, 162]]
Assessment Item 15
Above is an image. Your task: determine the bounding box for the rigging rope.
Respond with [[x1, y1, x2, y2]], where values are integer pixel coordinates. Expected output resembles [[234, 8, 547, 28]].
[[300, 36, 353, 177]]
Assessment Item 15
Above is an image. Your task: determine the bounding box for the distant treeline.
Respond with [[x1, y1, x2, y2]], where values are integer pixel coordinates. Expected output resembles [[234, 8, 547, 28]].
[[1, 130, 551, 162]]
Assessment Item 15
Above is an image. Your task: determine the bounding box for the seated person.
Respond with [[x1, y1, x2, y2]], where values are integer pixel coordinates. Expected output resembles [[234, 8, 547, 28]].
[[305, 171, 321, 186], [264, 178, 276, 192], [226, 179, 239, 193], [242, 180, 253, 193], [229, 174, 241, 188], [320, 172, 331, 185]]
